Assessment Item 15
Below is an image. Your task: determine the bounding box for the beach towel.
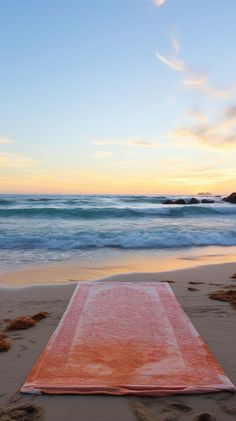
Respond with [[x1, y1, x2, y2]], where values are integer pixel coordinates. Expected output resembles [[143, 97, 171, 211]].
[[21, 281, 235, 395]]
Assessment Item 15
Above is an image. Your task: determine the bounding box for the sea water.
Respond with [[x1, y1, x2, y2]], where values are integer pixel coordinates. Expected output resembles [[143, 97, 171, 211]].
[[0, 194, 236, 271]]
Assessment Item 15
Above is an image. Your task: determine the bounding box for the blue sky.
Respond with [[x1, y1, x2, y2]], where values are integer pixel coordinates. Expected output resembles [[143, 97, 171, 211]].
[[1, 0, 236, 193]]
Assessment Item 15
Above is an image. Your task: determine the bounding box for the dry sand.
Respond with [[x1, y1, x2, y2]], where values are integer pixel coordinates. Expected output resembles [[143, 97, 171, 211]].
[[1, 261, 236, 420]]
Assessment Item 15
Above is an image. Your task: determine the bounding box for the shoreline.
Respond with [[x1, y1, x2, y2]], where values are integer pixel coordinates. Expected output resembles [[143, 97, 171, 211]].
[[1, 259, 236, 291], [1, 245, 236, 288], [1, 261, 236, 420]]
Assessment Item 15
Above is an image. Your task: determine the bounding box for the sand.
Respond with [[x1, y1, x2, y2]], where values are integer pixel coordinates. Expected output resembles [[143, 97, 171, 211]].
[[1, 261, 236, 420], [2, 245, 236, 287]]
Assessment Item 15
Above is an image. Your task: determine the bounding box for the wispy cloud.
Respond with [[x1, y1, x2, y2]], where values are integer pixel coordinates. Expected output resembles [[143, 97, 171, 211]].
[[92, 139, 123, 147], [171, 35, 180, 53], [0, 136, 14, 144], [181, 73, 232, 100], [121, 149, 140, 157], [156, 34, 185, 72], [114, 160, 134, 166], [93, 138, 160, 149], [92, 150, 114, 159], [127, 139, 160, 148], [93, 139, 112, 146], [155, 52, 185, 72], [181, 74, 208, 88], [0, 152, 37, 168], [170, 104, 236, 149], [189, 105, 208, 123], [156, 35, 233, 100], [223, 104, 236, 121], [156, 159, 236, 187], [153, 0, 166, 7]]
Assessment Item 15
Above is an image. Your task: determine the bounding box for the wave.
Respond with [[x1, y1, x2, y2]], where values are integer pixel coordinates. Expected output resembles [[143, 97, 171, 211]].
[[0, 204, 235, 219], [0, 199, 14, 205], [1, 229, 236, 250], [118, 195, 166, 204]]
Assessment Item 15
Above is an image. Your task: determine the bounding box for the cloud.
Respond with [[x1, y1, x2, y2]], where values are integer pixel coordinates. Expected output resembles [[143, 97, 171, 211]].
[[156, 34, 185, 72], [153, 0, 166, 6], [189, 105, 208, 123], [0, 136, 14, 144], [155, 34, 232, 100], [92, 150, 114, 159], [156, 159, 236, 187], [93, 139, 112, 145], [170, 125, 234, 149], [0, 152, 37, 168], [223, 105, 236, 121], [181, 73, 232, 100], [202, 86, 231, 100], [155, 52, 185, 72], [93, 138, 160, 149], [170, 104, 236, 149], [127, 139, 160, 148], [114, 160, 134, 166], [181, 74, 208, 88], [121, 149, 140, 157], [92, 139, 125, 147], [171, 36, 180, 53]]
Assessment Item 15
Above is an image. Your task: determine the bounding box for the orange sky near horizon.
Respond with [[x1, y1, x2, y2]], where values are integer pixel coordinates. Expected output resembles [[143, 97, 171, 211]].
[[1, 1, 236, 196], [0, 167, 235, 195]]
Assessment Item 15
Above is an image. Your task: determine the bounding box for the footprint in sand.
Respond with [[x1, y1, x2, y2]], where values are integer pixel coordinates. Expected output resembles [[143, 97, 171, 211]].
[[0, 403, 44, 420], [220, 403, 236, 416], [169, 403, 193, 414], [20, 344, 28, 351], [192, 413, 216, 421], [206, 392, 231, 401], [129, 398, 193, 421], [128, 397, 157, 421]]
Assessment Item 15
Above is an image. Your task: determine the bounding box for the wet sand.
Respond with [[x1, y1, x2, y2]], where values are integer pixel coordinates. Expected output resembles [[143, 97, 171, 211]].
[[1, 260, 236, 420], [2, 245, 236, 287]]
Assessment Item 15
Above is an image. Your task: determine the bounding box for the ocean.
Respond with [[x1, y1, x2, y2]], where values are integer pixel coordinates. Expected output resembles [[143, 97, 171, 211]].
[[0, 194, 236, 272]]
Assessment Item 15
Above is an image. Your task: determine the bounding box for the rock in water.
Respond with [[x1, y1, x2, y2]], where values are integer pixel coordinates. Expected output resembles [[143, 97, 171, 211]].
[[223, 192, 236, 203], [174, 199, 186, 204], [163, 199, 174, 204], [189, 198, 200, 204], [201, 199, 215, 203]]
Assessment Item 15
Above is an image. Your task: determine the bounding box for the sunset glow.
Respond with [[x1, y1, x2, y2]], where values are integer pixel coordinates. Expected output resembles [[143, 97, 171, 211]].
[[1, 0, 236, 194]]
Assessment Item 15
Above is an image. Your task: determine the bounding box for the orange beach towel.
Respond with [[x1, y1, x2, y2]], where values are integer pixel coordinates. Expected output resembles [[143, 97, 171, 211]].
[[21, 282, 235, 396]]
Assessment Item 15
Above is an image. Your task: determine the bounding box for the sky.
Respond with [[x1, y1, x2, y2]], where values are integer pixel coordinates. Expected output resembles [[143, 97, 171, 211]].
[[1, 0, 236, 194]]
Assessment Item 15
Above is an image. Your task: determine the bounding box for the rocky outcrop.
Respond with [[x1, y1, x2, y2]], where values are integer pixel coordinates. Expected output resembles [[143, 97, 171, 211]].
[[162, 197, 218, 205], [223, 192, 236, 203], [162, 197, 200, 205], [201, 199, 215, 204], [175, 199, 186, 204], [163, 199, 174, 204], [189, 198, 200, 204]]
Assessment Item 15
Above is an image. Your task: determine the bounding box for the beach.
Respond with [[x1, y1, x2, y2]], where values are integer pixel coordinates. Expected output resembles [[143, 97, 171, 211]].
[[1, 257, 236, 420], [2, 0, 236, 417]]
